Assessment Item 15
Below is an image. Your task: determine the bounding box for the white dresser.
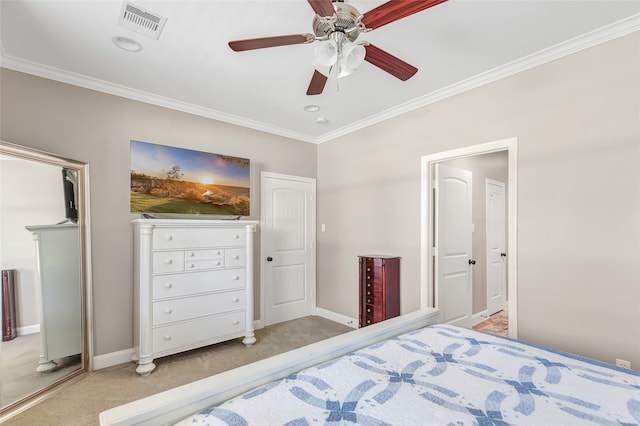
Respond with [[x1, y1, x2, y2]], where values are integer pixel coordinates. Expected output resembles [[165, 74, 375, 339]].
[[25, 223, 82, 372], [132, 219, 258, 376]]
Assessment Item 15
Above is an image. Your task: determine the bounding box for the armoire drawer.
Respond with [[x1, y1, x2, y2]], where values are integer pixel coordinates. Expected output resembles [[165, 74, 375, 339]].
[[153, 290, 245, 325], [152, 310, 246, 354], [152, 228, 245, 250], [152, 269, 245, 300]]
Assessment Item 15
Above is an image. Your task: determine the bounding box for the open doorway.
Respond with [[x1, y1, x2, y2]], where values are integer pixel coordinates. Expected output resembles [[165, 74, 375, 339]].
[[420, 138, 518, 338]]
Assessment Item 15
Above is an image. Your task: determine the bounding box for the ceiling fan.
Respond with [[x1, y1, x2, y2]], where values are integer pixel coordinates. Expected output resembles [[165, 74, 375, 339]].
[[228, 0, 448, 95]]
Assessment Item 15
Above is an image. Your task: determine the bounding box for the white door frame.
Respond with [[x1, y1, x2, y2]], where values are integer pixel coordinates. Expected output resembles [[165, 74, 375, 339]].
[[420, 137, 518, 338], [260, 172, 316, 328]]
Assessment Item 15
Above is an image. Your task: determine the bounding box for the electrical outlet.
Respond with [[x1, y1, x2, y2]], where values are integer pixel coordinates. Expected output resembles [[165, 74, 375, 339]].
[[616, 358, 631, 369]]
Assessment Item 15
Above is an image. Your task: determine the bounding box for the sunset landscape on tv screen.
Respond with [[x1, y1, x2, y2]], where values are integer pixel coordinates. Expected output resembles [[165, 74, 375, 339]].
[[130, 140, 250, 216]]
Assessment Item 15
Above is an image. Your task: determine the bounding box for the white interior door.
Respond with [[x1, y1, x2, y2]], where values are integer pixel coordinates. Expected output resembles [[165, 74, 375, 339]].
[[486, 179, 507, 316], [261, 172, 315, 326], [435, 163, 473, 328]]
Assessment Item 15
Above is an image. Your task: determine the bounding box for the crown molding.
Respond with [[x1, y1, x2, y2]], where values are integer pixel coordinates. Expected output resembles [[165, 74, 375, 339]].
[[0, 49, 316, 144], [318, 13, 640, 144], [2, 14, 638, 145]]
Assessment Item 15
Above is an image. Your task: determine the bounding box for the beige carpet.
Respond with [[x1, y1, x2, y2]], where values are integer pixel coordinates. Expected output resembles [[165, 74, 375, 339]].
[[3, 316, 352, 425], [1, 333, 82, 408]]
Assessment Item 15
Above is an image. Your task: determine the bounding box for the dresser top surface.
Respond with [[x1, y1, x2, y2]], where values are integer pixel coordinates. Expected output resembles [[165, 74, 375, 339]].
[[132, 218, 258, 227]]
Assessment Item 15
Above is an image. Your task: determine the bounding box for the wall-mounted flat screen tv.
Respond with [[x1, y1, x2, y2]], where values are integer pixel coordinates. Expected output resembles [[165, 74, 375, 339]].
[[130, 140, 250, 216], [62, 168, 78, 223]]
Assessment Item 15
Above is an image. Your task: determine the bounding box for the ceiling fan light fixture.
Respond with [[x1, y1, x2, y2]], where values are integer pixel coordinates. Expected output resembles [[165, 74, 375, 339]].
[[313, 39, 338, 68], [337, 42, 365, 78]]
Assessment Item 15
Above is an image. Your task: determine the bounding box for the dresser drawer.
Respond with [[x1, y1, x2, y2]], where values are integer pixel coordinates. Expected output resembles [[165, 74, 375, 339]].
[[152, 251, 184, 274], [184, 258, 224, 271], [184, 249, 224, 261], [225, 248, 245, 267], [153, 228, 245, 249], [152, 269, 245, 300], [153, 290, 245, 325], [152, 310, 246, 354]]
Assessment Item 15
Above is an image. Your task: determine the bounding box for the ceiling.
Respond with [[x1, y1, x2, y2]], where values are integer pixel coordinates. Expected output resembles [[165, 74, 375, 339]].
[[1, 1, 639, 144]]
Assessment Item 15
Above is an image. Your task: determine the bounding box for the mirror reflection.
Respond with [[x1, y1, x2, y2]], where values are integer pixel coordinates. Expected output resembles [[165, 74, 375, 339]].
[[0, 142, 90, 416]]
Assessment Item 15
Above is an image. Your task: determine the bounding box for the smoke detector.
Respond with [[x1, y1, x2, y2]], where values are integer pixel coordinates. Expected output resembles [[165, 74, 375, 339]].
[[118, 2, 167, 40]]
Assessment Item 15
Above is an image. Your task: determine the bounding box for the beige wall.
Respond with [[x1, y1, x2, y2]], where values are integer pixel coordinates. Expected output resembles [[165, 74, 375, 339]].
[[317, 32, 640, 368], [2, 32, 638, 370], [0, 158, 64, 329], [0, 69, 317, 356]]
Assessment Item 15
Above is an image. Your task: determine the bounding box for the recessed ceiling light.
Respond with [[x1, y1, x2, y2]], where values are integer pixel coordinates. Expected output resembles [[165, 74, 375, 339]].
[[112, 36, 143, 52], [316, 117, 329, 125], [304, 105, 320, 112]]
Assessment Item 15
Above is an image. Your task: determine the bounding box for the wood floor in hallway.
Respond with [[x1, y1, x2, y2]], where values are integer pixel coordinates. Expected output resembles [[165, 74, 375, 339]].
[[473, 310, 508, 337]]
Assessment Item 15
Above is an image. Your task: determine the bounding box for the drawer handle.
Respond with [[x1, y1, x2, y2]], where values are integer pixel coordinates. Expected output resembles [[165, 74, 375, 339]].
[[233, 234, 239, 239], [164, 335, 172, 341], [187, 263, 195, 268], [367, 267, 371, 272], [233, 255, 239, 260], [232, 297, 240, 303], [216, 251, 221, 255], [165, 308, 172, 314], [232, 320, 240, 325], [367, 319, 371, 324], [187, 252, 195, 257], [215, 261, 221, 266], [233, 276, 240, 280], [367, 308, 371, 313], [165, 235, 173, 241], [165, 283, 173, 289], [367, 283, 371, 287], [164, 259, 173, 265], [367, 275, 371, 279]]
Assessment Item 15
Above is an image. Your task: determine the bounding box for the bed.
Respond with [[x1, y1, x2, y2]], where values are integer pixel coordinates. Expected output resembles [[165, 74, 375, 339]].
[[99, 308, 640, 425]]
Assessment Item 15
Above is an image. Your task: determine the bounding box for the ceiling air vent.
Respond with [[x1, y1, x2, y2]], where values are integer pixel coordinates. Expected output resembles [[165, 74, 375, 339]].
[[118, 2, 167, 40]]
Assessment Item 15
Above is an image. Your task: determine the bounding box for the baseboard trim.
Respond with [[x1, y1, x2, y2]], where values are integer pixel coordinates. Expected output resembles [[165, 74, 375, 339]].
[[253, 319, 264, 330], [18, 324, 40, 336], [93, 313, 352, 370], [472, 310, 489, 326], [314, 307, 358, 329], [93, 348, 135, 370]]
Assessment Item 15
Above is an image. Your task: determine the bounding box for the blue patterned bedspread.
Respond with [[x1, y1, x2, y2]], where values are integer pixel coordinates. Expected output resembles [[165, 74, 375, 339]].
[[176, 324, 640, 425]]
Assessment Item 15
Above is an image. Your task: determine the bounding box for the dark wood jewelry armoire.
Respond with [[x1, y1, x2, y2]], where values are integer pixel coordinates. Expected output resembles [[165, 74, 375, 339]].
[[358, 255, 400, 328]]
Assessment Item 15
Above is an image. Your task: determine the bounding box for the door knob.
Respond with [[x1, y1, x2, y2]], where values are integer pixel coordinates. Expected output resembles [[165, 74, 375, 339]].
[[468, 259, 476, 265], [266, 257, 273, 262], [501, 253, 507, 257]]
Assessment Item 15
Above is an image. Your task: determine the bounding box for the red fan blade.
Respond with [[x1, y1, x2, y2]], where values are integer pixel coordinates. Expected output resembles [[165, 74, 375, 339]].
[[229, 34, 310, 52], [361, 0, 448, 30], [307, 0, 335, 17], [364, 44, 418, 81], [307, 70, 328, 95]]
